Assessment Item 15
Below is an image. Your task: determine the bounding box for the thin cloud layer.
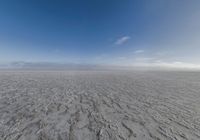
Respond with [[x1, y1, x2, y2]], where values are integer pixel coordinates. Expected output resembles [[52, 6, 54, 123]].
[[134, 50, 144, 54], [115, 36, 131, 45], [132, 61, 200, 70]]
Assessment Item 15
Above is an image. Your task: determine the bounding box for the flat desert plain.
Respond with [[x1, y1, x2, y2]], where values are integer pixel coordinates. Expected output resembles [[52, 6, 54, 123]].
[[0, 70, 200, 140]]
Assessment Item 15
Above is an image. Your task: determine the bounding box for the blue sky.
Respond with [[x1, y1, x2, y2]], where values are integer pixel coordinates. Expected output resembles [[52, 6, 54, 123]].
[[1, 0, 200, 68]]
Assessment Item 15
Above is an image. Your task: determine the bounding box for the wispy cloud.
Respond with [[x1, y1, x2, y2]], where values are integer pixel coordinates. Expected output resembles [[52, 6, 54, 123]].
[[134, 57, 155, 62], [115, 36, 131, 45], [110, 55, 200, 69], [150, 61, 200, 69], [131, 60, 200, 70], [134, 50, 144, 54]]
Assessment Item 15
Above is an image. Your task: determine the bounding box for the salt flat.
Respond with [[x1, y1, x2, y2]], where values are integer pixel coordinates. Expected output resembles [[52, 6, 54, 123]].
[[0, 70, 200, 140]]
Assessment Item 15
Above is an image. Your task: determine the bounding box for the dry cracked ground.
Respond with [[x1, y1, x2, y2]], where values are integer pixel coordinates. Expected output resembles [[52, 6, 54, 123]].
[[0, 70, 200, 140]]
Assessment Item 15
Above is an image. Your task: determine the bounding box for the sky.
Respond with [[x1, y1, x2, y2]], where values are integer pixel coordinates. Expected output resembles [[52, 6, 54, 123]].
[[1, 0, 200, 68]]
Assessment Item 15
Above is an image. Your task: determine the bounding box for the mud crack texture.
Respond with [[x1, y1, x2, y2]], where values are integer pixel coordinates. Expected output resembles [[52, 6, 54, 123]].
[[0, 70, 200, 140]]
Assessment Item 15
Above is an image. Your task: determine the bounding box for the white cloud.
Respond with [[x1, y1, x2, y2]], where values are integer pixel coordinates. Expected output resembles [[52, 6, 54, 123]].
[[112, 55, 200, 70], [153, 61, 200, 69], [134, 50, 144, 54], [135, 57, 155, 62], [115, 36, 131, 45], [132, 60, 200, 70]]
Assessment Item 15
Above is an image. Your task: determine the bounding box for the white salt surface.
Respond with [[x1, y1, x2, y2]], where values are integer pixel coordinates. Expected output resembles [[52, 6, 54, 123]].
[[0, 70, 200, 140]]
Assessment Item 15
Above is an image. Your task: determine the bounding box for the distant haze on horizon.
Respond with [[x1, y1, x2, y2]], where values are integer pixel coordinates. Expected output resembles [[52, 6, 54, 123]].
[[1, 0, 200, 69]]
